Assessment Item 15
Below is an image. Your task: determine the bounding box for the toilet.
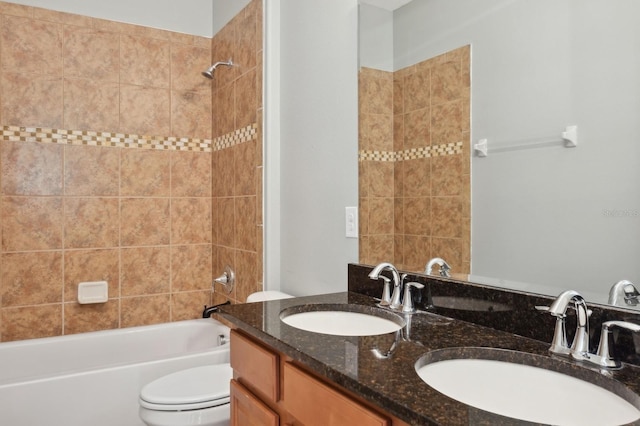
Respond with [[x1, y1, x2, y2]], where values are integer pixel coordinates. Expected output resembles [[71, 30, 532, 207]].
[[138, 290, 293, 426]]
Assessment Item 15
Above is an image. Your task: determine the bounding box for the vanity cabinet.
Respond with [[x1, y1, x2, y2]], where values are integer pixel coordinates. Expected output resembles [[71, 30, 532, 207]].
[[230, 329, 409, 426]]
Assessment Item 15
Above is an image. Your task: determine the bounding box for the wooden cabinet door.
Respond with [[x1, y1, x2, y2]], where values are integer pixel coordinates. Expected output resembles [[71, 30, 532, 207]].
[[231, 330, 279, 401], [230, 379, 279, 426], [283, 363, 390, 426]]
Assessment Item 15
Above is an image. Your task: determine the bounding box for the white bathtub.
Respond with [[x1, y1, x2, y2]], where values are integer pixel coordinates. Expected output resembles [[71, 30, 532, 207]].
[[0, 319, 230, 426]]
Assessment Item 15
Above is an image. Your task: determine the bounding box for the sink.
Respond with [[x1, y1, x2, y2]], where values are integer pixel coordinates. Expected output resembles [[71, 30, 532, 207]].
[[415, 348, 640, 426], [280, 304, 404, 336], [431, 296, 512, 312]]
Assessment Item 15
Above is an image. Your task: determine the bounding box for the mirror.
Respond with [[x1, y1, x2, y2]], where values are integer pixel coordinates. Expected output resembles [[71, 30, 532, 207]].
[[358, 0, 640, 310]]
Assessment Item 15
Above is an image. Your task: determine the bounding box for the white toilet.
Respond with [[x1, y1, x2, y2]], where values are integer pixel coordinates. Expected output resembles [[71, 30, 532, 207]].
[[138, 291, 293, 426]]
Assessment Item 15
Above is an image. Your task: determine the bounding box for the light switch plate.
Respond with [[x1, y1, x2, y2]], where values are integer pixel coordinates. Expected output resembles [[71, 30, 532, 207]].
[[345, 206, 358, 238]]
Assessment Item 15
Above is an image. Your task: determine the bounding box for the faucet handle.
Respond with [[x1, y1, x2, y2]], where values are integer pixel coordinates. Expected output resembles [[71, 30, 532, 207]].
[[594, 321, 640, 369], [378, 276, 391, 306], [402, 282, 425, 314]]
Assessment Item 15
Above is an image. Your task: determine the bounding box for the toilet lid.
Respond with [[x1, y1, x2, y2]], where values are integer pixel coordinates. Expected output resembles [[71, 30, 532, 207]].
[[139, 364, 232, 410]]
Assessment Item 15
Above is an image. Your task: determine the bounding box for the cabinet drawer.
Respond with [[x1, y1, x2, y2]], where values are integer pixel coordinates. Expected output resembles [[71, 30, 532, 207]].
[[230, 379, 279, 426], [283, 362, 390, 426], [230, 330, 279, 401]]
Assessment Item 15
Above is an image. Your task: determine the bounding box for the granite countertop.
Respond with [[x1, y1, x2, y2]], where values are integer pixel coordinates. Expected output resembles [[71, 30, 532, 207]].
[[218, 291, 640, 425]]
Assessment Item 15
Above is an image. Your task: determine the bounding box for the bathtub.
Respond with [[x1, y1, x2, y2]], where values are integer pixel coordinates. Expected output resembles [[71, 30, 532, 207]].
[[0, 319, 230, 426]]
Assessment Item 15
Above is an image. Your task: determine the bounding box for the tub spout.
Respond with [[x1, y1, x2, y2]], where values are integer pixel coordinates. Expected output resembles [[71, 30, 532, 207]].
[[202, 300, 231, 318]]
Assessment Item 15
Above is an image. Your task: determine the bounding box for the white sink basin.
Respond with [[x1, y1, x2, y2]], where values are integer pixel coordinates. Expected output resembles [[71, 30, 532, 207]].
[[416, 350, 640, 426], [280, 305, 404, 336]]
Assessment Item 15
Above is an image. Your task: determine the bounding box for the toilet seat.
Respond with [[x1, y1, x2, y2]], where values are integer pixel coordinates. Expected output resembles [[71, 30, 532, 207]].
[[139, 364, 232, 411]]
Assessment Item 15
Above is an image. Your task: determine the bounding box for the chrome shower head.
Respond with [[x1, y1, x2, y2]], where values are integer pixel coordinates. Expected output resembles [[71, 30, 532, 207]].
[[202, 58, 234, 79]]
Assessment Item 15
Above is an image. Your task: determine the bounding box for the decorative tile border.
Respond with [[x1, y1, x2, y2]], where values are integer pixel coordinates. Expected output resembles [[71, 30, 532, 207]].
[[212, 123, 258, 151], [359, 141, 464, 162], [1, 123, 259, 153]]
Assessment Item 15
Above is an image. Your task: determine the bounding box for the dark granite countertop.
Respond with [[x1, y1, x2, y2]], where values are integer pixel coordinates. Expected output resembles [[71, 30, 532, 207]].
[[218, 290, 640, 426]]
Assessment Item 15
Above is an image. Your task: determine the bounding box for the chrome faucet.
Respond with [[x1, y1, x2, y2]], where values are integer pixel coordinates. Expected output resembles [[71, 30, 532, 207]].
[[402, 282, 425, 313], [368, 263, 402, 309], [548, 290, 590, 360], [608, 280, 640, 307], [592, 321, 640, 368], [546, 289, 640, 369], [425, 257, 451, 277]]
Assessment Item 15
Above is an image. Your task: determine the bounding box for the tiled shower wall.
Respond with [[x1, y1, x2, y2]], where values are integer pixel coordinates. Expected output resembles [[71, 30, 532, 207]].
[[359, 46, 471, 274], [210, 0, 263, 306], [0, 0, 263, 342]]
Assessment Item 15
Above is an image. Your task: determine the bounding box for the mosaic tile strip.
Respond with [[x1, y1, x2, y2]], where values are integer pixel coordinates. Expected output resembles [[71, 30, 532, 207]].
[[1, 126, 213, 152], [359, 141, 463, 162], [212, 123, 258, 152]]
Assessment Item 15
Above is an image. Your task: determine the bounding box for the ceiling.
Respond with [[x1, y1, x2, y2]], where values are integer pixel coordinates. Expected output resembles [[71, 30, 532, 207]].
[[359, 0, 413, 11]]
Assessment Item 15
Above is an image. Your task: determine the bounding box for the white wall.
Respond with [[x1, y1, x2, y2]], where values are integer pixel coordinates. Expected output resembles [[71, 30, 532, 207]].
[[392, 0, 640, 302], [358, 4, 394, 71], [7, 0, 214, 37], [268, 0, 360, 296]]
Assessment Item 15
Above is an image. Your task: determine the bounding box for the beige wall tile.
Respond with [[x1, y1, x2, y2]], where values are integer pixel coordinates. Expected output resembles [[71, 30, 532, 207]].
[[431, 196, 463, 238], [121, 294, 170, 328], [369, 197, 394, 235], [64, 249, 120, 302], [0, 0, 263, 340], [213, 83, 235, 137], [0, 15, 62, 74], [171, 244, 212, 292], [235, 69, 257, 130], [119, 85, 171, 136], [0, 2, 33, 18], [63, 78, 120, 132], [1, 251, 63, 306], [121, 247, 170, 296], [120, 35, 170, 88], [171, 291, 211, 321], [235, 250, 257, 303], [431, 100, 464, 145], [1, 196, 63, 251], [64, 145, 120, 196], [121, 149, 170, 196], [171, 198, 212, 245], [1, 73, 63, 128], [64, 197, 119, 248], [234, 140, 256, 196], [360, 113, 393, 152], [121, 198, 170, 246], [432, 61, 463, 105], [369, 161, 394, 198], [64, 301, 119, 335], [170, 43, 211, 93], [171, 151, 211, 197], [432, 154, 464, 197], [235, 196, 256, 251], [1, 304, 62, 341], [1, 140, 63, 195], [404, 108, 430, 149], [236, 4, 257, 75], [63, 27, 119, 82], [403, 158, 431, 198], [404, 68, 431, 112], [171, 90, 212, 139]]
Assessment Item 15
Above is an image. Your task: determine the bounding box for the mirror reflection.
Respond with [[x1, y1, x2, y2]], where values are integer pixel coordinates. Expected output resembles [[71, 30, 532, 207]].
[[358, 0, 640, 309]]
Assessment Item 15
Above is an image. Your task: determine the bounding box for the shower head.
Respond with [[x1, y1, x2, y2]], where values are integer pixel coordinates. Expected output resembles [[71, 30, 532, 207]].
[[202, 58, 234, 79]]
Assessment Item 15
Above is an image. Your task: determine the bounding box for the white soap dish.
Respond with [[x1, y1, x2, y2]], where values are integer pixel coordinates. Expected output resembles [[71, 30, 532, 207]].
[[78, 281, 108, 304]]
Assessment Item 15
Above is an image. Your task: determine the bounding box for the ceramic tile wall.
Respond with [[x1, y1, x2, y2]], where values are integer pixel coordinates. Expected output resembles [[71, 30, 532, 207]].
[[210, 0, 264, 306], [359, 46, 471, 274], [0, 1, 216, 342]]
